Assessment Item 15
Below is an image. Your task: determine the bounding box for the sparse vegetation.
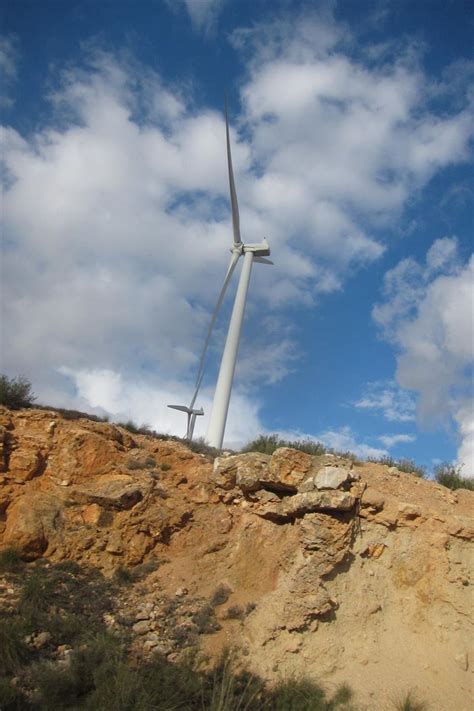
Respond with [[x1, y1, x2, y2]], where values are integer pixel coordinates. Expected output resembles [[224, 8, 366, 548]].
[[186, 436, 222, 458], [394, 691, 427, 711], [126, 455, 156, 471], [192, 603, 222, 634], [0, 377, 221, 460], [434, 463, 474, 491], [16, 560, 113, 637], [242, 434, 327, 456], [0, 547, 23, 573], [242, 434, 360, 463], [114, 565, 134, 585], [0, 675, 29, 710], [369, 456, 427, 478], [1, 558, 435, 710], [0, 618, 30, 674], [160, 462, 171, 471], [114, 559, 162, 586], [38, 405, 110, 423], [210, 584, 232, 607], [126, 458, 144, 470], [8, 636, 360, 710], [224, 605, 245, 621], [0, 374, 36, 409], [118, 419, 147, 435]]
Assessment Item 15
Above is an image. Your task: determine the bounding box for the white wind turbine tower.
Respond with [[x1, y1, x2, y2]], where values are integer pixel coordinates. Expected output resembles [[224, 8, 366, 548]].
[[169, 103, 272, 448]]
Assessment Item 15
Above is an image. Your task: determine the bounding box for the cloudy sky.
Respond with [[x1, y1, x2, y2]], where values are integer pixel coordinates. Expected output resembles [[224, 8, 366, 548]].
[[1, 0, 473, 472]]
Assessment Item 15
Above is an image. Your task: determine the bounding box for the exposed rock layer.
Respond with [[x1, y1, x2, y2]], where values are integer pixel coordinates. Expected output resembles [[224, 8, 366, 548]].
[[0, 407, 473, 711]]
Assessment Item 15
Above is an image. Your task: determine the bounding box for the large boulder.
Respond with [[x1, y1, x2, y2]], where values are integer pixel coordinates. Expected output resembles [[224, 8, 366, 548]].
[[8, 445, 46, 482], [255, 490, 356, 520], [214, 448, 314, 495], [268, 448, 313, 491], [3, 493, 62, 560], [313, 466, 352, 490], [213, 453, 271, 492], [67, 473, 152, 510]]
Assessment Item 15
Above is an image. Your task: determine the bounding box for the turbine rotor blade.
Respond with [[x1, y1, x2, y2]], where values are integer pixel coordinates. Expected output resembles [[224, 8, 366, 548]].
[[225, 100, 242, 246], [189, 250, 241, 409], [168, 405, 191, 413]]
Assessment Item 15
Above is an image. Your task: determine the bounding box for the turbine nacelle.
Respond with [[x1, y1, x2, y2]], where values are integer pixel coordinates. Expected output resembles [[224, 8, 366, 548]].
[[242, 239, 271, 258]]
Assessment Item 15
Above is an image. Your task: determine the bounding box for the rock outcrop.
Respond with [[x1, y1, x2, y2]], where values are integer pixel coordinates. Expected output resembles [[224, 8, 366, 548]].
[[0, 406, 473, 711]]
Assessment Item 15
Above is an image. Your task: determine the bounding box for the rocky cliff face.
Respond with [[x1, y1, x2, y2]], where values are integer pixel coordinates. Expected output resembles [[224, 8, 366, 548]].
[[0, 407, 472, 710]]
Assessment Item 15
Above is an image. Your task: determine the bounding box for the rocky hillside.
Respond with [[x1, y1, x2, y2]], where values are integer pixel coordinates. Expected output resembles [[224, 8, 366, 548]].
[[0, 407, 473, 710]]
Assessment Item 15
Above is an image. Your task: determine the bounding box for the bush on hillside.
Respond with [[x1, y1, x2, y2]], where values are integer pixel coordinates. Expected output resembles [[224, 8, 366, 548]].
[[185, 436, 221, 458], [242, 434, 326, 457], [434, 463, 474, 491], [0, 374, 36, 409], [369, 456, 426, 478]]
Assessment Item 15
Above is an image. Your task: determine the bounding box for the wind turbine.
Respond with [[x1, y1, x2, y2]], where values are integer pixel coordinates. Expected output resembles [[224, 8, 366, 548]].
[[169, 103, 272, 448], [167, 403, 204, 441]]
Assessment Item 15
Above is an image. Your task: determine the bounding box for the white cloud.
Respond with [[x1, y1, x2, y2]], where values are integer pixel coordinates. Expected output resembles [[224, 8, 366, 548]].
[[353, 381, 416, 422], [317, 426, 388, 460], [378, 433, 416, 448], [181, 0, 226, 33], [455, 405, 474, 475], [373, 240, 474, 474], [2, 13, 474, 446], [61, 367, 262, 450]]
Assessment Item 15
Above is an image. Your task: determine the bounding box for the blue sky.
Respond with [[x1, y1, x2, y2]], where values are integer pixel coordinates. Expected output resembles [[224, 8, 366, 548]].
[[1, 0, 473, 472]]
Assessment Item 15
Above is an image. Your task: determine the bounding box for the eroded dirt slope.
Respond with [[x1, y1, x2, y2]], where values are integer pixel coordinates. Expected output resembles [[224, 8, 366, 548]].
[[0, 407, 472, 710]]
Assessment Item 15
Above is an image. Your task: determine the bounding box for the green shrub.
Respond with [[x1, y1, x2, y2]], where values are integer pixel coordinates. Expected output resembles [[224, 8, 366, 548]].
[[139, 653, 203, 709], [53, 560, 82, 575], [192, 603, 221, 634], [0, 548, 23, 573], [0, 374, 36, 409], [224, 605, 245, 620], [210, 584, 232, 607], [126, 457, 144, 470], [270, 677, 354, 710], [113, 566, 134, 585], [186, 436, 221, 458], [18, 562, 113, 637], [0, 676, 30, 710], [394, 691, 427, 711], [203, 651, 265, 711], [114, 559, 160, 586], [19, 568, 58, 618], [370, 456, 426, 478], [242, 434, 326, 457], [434, 463, 474, 491], [160, 462, 171, 471], [32, 632, 126, 710], [394, 459, 426, 478], [38, 405, 109, 423], [0, 618, 30, 675], [132, 558, 161, 579], [118, 420, 142, 434]]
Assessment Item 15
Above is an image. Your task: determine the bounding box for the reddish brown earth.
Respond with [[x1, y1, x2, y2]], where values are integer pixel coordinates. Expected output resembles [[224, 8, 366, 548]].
[[0, 406, 473, 710]]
